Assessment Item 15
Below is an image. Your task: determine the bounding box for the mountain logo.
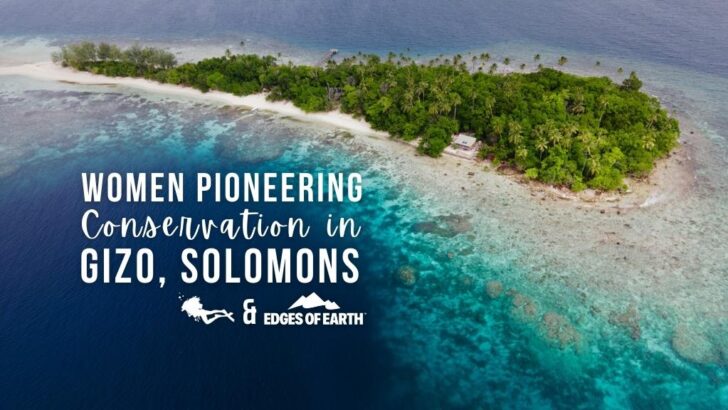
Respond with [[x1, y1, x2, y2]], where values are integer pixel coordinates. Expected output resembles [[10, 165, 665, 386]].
[[288, 292, 340, 311]]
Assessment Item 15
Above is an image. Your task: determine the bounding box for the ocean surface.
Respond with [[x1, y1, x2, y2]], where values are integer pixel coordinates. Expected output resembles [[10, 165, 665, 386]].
[[1, 1, 727, 408]]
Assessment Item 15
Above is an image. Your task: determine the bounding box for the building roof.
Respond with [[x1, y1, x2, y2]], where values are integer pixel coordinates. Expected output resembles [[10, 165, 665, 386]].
[[453, 133, 477, 147]]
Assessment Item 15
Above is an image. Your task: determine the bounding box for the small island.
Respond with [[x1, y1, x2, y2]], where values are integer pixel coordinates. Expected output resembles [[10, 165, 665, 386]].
[[53, 42, 680, 191]]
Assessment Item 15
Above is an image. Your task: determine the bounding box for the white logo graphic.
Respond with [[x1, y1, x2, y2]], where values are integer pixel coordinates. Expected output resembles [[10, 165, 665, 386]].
[[181, 296, 235, 324], [288, 292, 340, 311]]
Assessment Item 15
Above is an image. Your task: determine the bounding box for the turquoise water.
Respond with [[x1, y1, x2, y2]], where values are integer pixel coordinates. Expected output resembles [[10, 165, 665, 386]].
[[1, 74, 725, 407]]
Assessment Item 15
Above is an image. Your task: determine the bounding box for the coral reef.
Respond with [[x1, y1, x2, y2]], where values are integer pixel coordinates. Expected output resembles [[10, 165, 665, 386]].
[[485, 280, 503, 299], [396, 265, 418, 286], [608, 304, 641, 340], [540, 312, 582, 351], [671, 324, 725, 365]]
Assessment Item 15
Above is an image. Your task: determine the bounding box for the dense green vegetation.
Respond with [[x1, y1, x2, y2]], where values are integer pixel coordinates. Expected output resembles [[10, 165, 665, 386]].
[[56, 42, 680, 191], [52, 41, 177, 76]]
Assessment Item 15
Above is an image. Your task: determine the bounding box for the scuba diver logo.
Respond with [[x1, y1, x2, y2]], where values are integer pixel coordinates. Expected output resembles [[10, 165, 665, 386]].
[[180, 296, 235, 325]]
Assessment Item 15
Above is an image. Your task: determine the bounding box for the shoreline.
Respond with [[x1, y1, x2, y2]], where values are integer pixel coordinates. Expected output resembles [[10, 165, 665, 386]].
[[1, 56, 725, 367], [0, 62, 389, 138], [0, 61, 695, 209]]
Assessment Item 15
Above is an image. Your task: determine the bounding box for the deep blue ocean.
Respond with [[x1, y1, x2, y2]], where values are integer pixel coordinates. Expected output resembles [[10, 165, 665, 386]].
[[0, 89, 392, 408], [1, 0, 727, 76], [1, 1, 727, 408]]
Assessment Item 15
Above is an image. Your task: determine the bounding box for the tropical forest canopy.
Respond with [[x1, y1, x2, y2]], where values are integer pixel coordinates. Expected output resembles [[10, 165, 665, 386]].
[[55, 42, 680, 191]]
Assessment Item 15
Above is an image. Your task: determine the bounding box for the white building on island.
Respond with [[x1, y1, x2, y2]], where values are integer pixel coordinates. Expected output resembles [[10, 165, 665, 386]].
[[452, 133, 478, 151], [445, 133, 481, 159]]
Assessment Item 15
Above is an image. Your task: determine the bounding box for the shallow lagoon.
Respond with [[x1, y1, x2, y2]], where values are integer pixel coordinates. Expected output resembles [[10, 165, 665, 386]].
[[0, 72, 725, 407]]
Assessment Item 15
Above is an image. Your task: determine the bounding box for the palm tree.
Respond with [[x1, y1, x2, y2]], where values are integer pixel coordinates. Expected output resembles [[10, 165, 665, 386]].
[[642, 133, 656, 151], [581, 131, 595, 148], [488, 117, 506, 143], [537, 63, 544, 70], [402, 75, 416, 113], [595, 61, 601, 66], [483, 96, 496, 117], [464, 87, 478, 115], [558, 56, 568, 66], [594, 130, 607, 150], [578, 131, 596, 174], [480, 53, 490, 63], [535, 137, 548, 159], [503, 57, 511, 65], [520, 63, 526, 70], [562, 123, 579, 138], [507, 121, 523, 145], [534, 124, 549, 155], [548, 128, 563, 146], [534, 54, 541, 61], [617, 67, 624, 74], [428, 76, 455, 116], [415, 80, 428, 102], [568, 91, 586, 115], [516, 146, 529, 162], [647, 112, 660, 129], [489, 63, 498, 74], [596, 96, 609, 126], [450, 92, 462, 119], [586, 156, 601, 176]]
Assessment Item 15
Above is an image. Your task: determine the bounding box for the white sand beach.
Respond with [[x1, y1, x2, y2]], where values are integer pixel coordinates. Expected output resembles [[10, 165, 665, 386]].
[[0, 55, 725, 366], [0, 61, 695, 210], [0, 62, 389, 139]]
